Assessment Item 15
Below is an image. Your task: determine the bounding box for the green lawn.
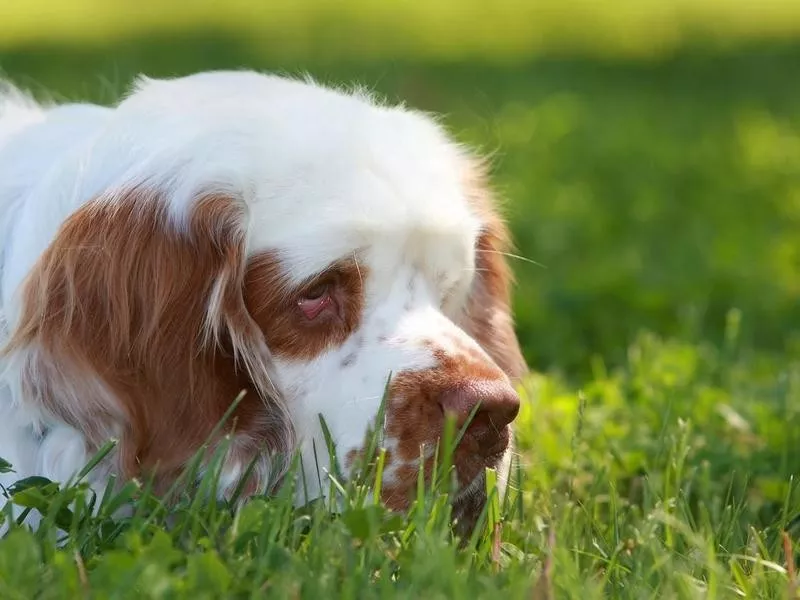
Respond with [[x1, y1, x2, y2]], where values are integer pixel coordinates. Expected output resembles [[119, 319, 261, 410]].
[[1, 3, 800, 597]]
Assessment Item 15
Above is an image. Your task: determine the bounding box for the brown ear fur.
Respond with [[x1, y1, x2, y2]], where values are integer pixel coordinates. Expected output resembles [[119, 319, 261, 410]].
[[4, 189, 289, 491], [461, 160, 528, 382]]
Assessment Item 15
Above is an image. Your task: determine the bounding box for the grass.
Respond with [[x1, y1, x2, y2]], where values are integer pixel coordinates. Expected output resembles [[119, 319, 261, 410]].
[[2, 329, 799, 597], [1, 1, 800, 597]]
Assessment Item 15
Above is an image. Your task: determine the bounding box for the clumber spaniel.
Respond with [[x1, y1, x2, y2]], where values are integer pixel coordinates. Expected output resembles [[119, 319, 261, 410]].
[[0, 72, 526, 531]]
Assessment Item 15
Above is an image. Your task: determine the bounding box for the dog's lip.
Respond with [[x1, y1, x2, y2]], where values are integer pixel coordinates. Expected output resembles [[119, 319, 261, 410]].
[[482, 433, 511, 460], [453, 470, 487, 504], [474, 425, 512, 461], [452, 443, 510, 502]]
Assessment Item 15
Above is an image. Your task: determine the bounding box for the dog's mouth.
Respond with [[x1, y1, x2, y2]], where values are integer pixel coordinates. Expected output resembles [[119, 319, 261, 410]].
[[453, 469, 488, 503], [449, 432, 513, 534], [452, 425, 512, 484], [450, 470, 493, 537], [361, 420, 512, 522]]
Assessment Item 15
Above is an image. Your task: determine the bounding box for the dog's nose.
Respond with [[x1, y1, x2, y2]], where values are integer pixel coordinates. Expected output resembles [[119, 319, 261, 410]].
[[438, 379, 520, 448]]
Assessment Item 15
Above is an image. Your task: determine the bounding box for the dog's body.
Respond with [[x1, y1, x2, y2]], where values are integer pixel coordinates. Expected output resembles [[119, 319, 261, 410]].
[[0, 72, 526, 532], [0, 92, 114, 499]]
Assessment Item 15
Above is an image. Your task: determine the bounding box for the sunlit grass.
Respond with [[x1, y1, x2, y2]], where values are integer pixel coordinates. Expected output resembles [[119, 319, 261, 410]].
[[1, 331, 798, 597]]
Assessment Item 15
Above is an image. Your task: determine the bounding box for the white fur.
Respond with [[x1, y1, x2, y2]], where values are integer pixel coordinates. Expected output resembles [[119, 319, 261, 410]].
[[0, 71, 506, 529]]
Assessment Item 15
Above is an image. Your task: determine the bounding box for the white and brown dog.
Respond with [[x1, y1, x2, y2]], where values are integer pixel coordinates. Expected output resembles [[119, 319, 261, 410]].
[[0, 72, 526, 530]]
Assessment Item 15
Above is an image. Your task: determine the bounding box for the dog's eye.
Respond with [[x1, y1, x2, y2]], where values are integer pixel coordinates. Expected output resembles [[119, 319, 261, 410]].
[[298, 283, 335, 320]]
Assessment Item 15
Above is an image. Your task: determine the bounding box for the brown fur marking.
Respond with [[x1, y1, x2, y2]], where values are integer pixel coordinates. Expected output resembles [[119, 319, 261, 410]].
[[4, 189, 288, 491]]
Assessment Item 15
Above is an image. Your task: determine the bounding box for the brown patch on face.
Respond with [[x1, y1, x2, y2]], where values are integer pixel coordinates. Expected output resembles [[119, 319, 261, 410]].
[[460, 158, 528, 382], [377, 330, 518, 516], [244, 253, 366, 361], [386, 345, 504, 462], [4, 189, 288, 492]]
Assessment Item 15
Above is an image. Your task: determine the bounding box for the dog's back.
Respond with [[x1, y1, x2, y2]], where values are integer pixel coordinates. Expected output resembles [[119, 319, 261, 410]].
[[0, 84, 111, 216], [0, 84, 111, 305], [0, 84, 45, 233]]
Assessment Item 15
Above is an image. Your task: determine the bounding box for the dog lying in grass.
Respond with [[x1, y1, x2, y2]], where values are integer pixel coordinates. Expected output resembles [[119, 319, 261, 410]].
[[0, 71, 526, 532]]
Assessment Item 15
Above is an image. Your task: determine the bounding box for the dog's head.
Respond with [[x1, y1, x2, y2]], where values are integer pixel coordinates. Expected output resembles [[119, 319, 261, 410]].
[[5, 72, 527, 522]]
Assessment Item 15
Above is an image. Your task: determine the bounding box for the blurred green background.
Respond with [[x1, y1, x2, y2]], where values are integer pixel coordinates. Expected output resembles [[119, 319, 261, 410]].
[[1, 0, 799, 377]]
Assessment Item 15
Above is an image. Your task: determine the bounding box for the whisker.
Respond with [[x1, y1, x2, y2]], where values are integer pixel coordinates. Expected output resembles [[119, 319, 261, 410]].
[[479, 248, 547, 269], [345, 394, 383, 408], [352, 251, 363, 289]]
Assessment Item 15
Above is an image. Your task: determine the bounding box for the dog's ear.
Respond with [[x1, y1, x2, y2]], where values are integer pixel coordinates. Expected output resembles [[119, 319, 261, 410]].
[[460, 160, 528, 382], [3, 189, 291, 493]]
